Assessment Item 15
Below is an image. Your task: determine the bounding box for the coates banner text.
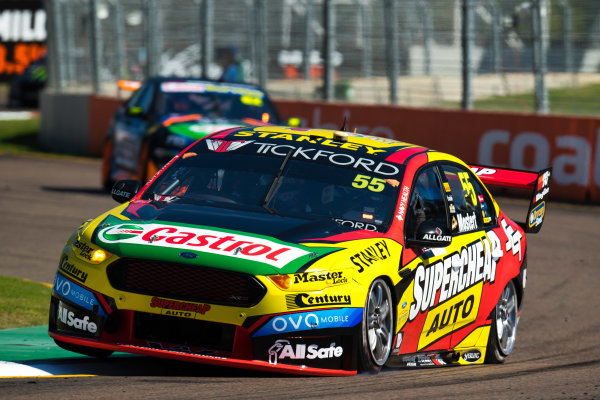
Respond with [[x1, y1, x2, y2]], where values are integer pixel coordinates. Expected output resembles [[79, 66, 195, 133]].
[[0, 0, 46, 81], [274, 100, 600, 203]]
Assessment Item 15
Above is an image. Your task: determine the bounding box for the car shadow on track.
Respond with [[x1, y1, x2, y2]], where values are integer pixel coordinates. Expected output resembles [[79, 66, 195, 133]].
[[41, 186, 109, 196]]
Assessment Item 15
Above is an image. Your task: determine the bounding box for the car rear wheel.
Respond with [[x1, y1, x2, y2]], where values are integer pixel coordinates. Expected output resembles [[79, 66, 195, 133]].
[[54, 339, 113, 359], [358, 278, 394, 373], [485, 280, 518, 363]]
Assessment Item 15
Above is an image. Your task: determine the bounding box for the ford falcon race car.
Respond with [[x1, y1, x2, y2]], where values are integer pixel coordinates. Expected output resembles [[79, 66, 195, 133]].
[[50, 126, 551, 376], [101, 77, 296, 190]]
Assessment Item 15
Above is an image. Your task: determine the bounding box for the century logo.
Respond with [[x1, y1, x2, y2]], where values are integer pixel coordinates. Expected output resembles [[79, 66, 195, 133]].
[[98, 223, 309, 268], [286, 293, 351, 309], [58, 256, 88, 283]]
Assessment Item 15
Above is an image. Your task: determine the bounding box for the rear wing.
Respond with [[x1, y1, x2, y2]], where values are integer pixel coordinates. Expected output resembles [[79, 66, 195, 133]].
[[469, 165, 552, 234]]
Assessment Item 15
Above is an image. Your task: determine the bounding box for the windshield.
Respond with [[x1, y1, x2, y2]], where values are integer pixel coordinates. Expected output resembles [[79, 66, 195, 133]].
[[157, 82, 280, 123], [141, 150, 403, 231]]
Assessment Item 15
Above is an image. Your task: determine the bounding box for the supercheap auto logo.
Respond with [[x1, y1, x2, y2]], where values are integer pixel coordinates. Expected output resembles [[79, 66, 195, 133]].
[[97, 223, 309, 268]]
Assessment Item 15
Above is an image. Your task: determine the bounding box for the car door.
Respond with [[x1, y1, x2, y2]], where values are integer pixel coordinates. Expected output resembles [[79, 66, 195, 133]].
[[113, 82, 156, 174], [437, 163, 500, 349], [401, 164, 454, 352]]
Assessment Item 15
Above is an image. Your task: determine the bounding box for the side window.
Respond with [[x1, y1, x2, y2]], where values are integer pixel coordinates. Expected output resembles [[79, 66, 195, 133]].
[[440, 164, 485, 234], [405, 166, 447, 240], [127, 84, 155, 114], [470, 174, 497, 227]]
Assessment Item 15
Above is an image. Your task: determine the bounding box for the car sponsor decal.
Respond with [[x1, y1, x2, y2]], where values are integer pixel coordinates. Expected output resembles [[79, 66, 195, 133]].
[[53, 273, 107, 317], [150, 296, 211, 319], [528, 201, 546, 228], [97, 223, 309, 268], [72, 238, 96, 262], [267, 339, 344, 365], [332, 218, 378, 231], [535, 170, 551, 202], [56, 301, 102, 337], [233, 128, 392, 155], [160, 81, 265, 98], [418, 282, 482, 349], [395, 185, 410, 221], [58, 255, 88, 283], [292, 270, 348, 286], [214, 130, 403, 176], [286, 293, 352, 309], [456, 212, 478, 233], [205, 139, 253, 152], [252, 308, 363, 337], [461, 349, 482, 363], [500, 218, 523, 261], [349, 240, 390, 273], [409, 233, 503, 323]]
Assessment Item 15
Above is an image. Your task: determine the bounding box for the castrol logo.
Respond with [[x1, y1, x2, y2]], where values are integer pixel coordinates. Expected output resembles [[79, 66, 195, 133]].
[[98, 223, 308, 268]]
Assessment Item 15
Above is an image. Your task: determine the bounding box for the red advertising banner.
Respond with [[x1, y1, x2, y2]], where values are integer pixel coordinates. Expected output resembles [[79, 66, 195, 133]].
[[0, 0, 46, 81], [274, 100, 600, 203]]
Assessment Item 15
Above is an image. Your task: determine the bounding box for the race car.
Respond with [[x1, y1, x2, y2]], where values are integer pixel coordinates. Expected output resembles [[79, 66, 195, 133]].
[[49, 126, 551, 376], [101, 77, 294, 190]]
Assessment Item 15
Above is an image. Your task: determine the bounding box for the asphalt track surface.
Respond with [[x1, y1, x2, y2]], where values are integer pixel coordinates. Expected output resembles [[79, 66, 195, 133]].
[[0, 154, 599, 399]]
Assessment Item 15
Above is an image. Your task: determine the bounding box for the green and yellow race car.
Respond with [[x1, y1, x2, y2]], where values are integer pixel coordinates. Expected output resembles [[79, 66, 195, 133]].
[[50, 126, 551, 376]]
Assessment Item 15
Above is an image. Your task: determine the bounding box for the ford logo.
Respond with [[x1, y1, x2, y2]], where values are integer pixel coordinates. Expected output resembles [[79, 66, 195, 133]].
[[179, 252, 198, 259]]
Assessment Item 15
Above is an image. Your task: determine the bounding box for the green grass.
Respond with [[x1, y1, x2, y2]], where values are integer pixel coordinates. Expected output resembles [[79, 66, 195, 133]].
[[0, 275, 52, 329], [0, 118, 43, 153], [467, 83, 600, 116]]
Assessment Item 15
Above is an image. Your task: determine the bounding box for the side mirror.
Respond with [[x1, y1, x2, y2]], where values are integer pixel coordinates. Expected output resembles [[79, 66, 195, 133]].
[[406, 220, 452, 248], [111, 179, 142, 203], [286, 117, 302, 127], [126, 106, 145, 118]]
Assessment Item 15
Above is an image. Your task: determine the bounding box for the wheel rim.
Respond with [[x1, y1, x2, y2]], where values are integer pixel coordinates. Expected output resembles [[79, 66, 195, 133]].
[[366, 279, 393, 366], [495, 281, 518, 355]]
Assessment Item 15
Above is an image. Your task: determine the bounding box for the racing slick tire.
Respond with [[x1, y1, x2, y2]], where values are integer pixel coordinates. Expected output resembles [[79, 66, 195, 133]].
[[358, 278, 394, 373], [485, 280, 519, 364], [101, 138, 115, 192], [54, 339, 114, 359]]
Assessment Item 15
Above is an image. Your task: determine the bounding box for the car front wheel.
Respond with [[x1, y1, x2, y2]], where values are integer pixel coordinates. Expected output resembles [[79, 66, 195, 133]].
[[485, 280, 519, 363], [358, 278, 394, 373]]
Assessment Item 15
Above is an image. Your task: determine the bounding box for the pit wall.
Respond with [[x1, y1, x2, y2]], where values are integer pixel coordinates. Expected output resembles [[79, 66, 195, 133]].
[[40, 92, 600, 202]]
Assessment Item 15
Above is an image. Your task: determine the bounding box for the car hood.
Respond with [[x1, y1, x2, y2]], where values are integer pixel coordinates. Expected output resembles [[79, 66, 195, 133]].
[[90, 201, 349, 275]]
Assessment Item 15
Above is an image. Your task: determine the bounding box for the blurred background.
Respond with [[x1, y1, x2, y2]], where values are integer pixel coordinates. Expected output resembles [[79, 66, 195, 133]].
[[3, 0, 600, 114], [2, 0, 600, 202]]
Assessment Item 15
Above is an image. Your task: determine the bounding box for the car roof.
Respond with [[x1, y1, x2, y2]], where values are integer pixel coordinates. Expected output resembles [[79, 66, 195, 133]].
[[147, 76, 267, 92]]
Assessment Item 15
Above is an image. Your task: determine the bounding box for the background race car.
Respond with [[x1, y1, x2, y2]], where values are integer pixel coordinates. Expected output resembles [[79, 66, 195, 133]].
[[51, 126, 551, 376], [101, 77, 296, 190]]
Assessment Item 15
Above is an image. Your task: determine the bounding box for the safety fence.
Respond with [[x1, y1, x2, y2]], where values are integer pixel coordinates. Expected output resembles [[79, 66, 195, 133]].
[[44, 0, 600, 113]]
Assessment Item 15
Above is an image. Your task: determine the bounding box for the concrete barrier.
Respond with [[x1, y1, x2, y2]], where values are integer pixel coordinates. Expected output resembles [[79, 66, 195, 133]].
[[39, 92, 600, 202]]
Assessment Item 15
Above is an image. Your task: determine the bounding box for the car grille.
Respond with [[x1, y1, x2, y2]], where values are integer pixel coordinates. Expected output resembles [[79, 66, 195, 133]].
[[107, 258, 266, 307], [134, 312, 235, 352]]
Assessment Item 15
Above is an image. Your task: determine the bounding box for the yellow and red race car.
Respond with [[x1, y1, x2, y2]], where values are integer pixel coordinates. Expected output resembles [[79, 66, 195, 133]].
[[49, 126, 551, 376]]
